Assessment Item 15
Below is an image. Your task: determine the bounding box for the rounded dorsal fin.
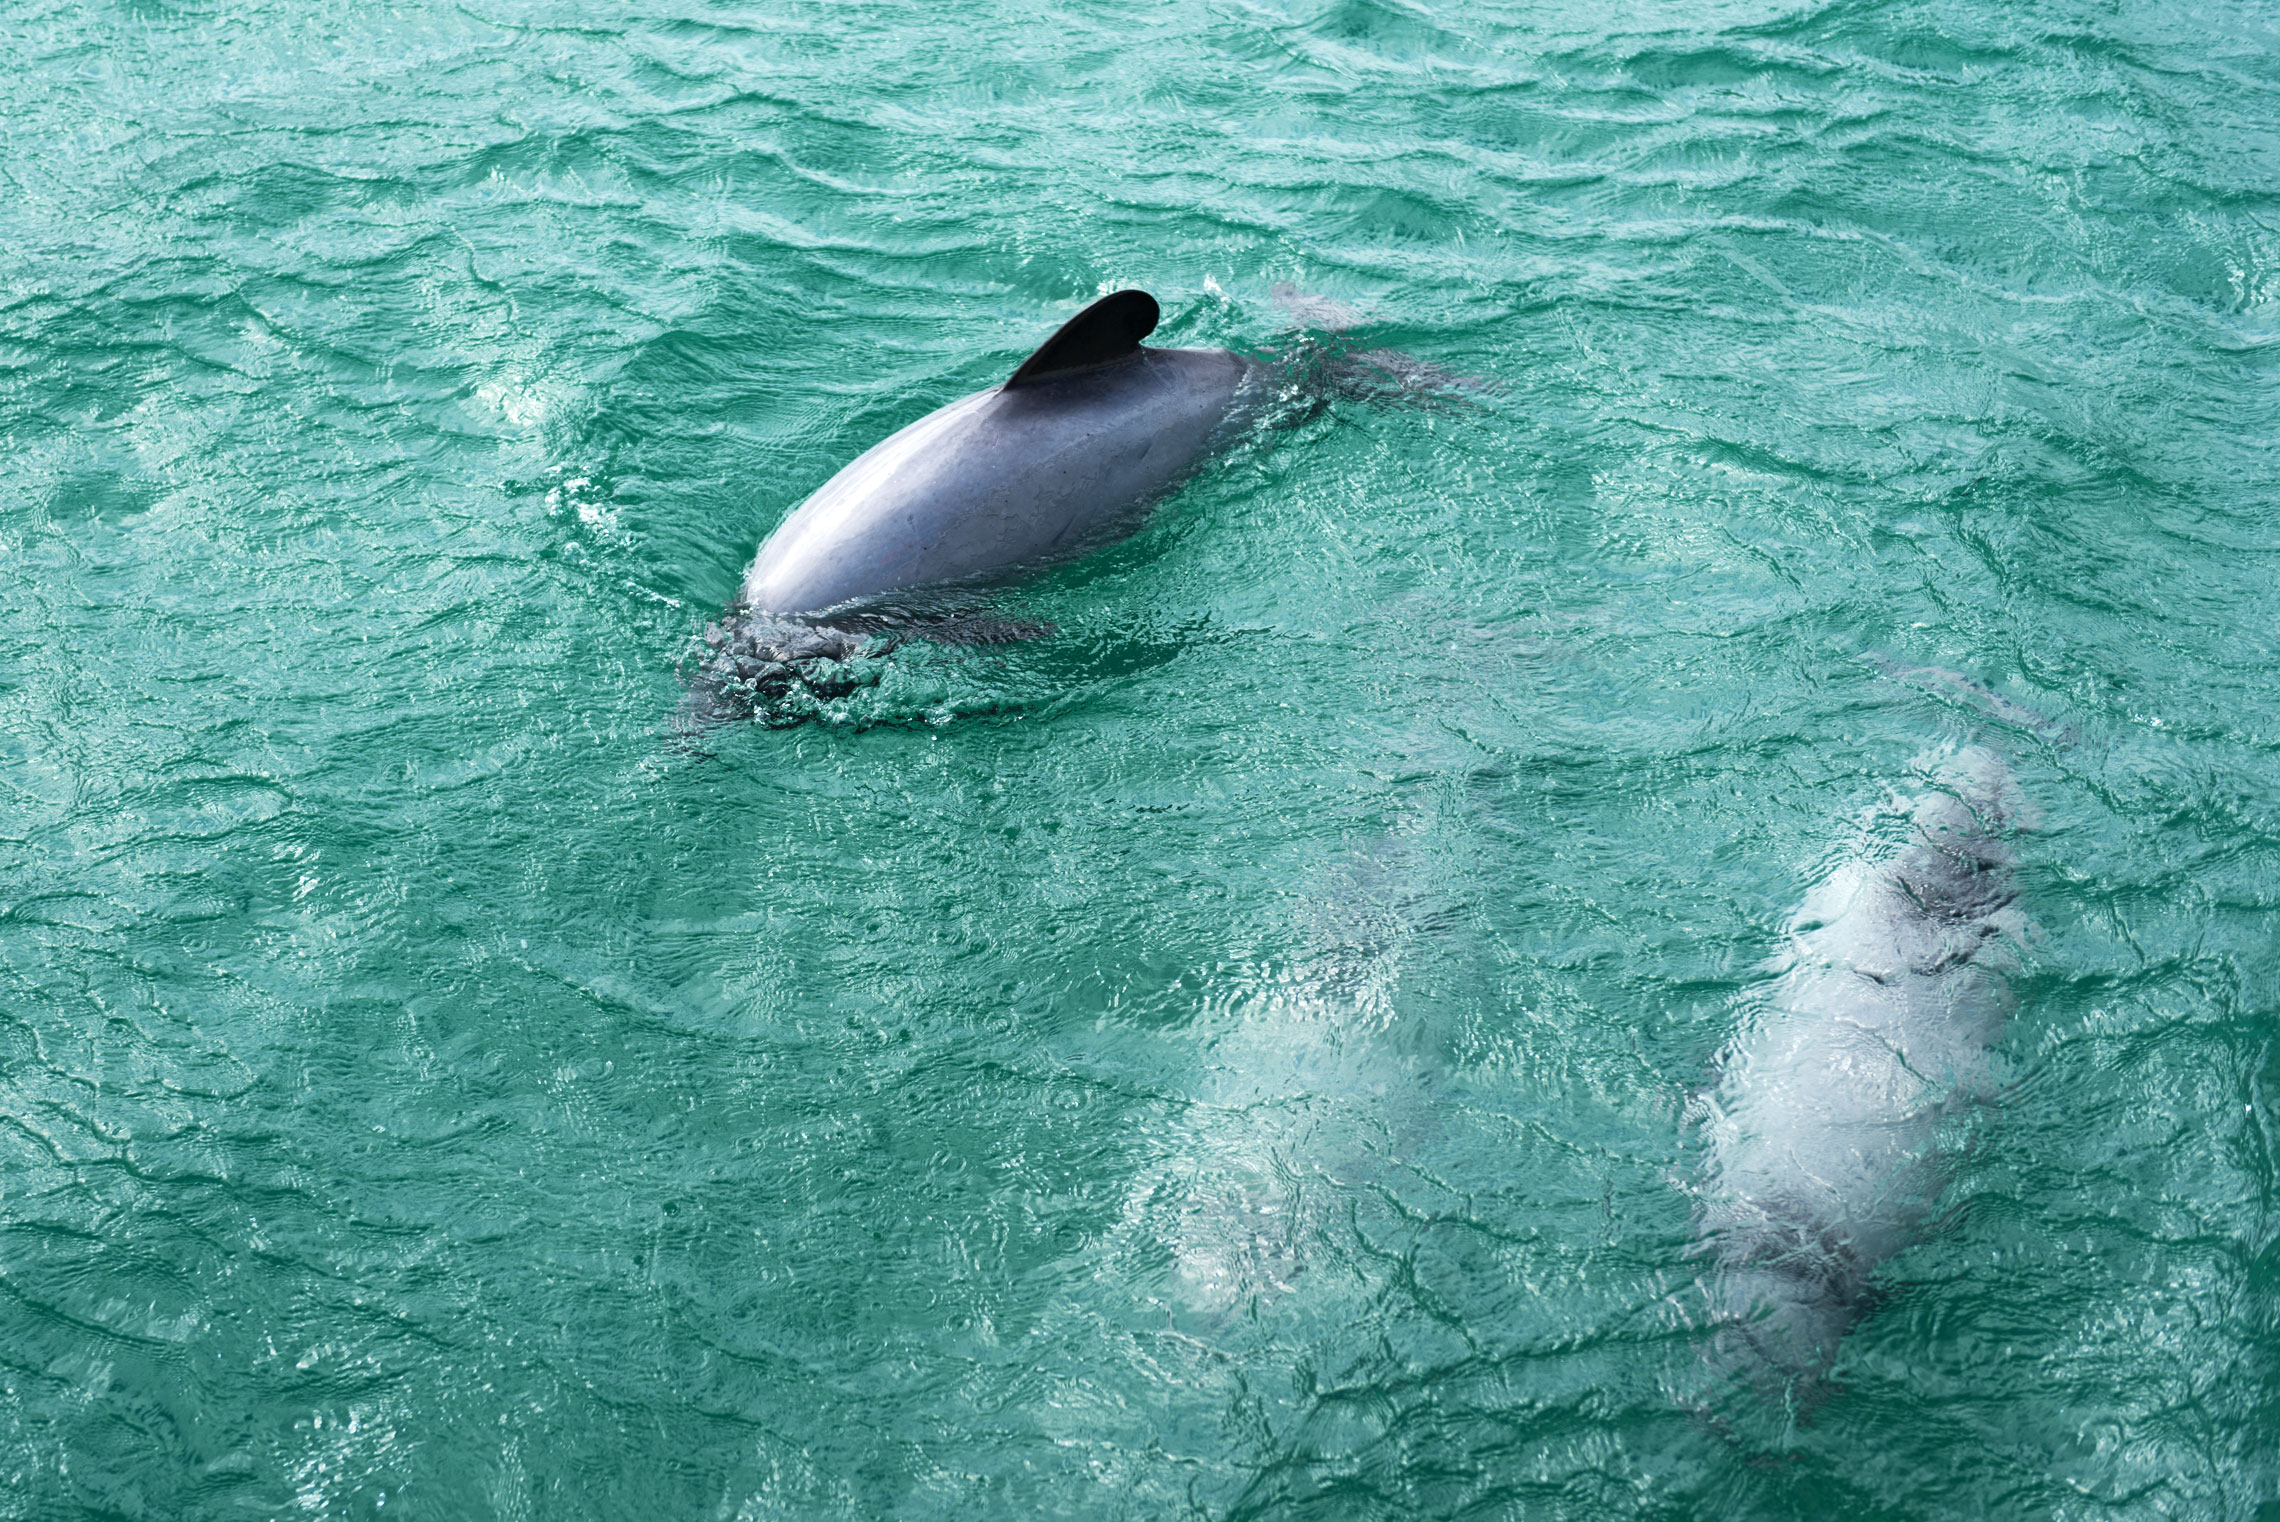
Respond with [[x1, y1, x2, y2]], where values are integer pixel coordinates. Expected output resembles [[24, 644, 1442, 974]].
[[1004, 289, 1159, 388]]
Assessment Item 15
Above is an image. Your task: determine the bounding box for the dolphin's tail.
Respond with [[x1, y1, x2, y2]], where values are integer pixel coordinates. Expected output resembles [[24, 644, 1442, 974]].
[[1263, 282, 1491, 411], [1321, 346, 1493, 408], [1704, 1254, 1868, 1402]]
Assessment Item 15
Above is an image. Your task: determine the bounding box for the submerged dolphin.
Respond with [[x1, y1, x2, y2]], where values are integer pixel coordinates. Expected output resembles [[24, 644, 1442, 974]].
[[1693, 747, 2030, 1398]]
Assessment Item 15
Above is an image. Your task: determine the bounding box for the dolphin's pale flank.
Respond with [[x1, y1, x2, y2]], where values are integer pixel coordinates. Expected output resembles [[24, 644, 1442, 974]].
[[742, 288, 1259, 618], [1693, 747, 2031, 1396]]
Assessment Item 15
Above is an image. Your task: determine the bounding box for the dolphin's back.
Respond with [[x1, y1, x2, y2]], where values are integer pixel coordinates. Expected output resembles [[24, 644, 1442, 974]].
[[742, 340, 1254, 617]]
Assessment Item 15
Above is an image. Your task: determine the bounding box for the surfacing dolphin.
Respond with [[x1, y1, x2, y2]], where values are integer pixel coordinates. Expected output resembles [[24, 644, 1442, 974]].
[[1692, 746, 2031, 1407], [682, 287, 1469, 730], [745, 289, 1253, 621]]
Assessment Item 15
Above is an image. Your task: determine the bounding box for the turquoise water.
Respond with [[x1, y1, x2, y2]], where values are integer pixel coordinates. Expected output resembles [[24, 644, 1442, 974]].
[[5, 0, 2278, 1514]]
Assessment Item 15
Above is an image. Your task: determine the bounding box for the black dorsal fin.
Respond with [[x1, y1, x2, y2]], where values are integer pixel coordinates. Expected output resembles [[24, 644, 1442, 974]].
[[1004, 289, 1159, 388]]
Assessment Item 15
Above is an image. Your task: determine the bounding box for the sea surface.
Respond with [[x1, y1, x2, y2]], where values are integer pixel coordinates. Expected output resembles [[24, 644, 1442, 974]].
[[4, 0, 2278, 1516]]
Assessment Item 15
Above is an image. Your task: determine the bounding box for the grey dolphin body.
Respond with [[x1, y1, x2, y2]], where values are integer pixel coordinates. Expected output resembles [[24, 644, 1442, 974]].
[[742, 289, 1260, 619], [684, 286, 1467, 731], [1695, 748, 2029, 1396]]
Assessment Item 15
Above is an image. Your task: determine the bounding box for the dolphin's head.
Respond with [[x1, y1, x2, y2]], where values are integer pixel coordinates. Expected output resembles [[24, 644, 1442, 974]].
[[670, 615, 885, 742], [1891, 746, 2029, 925]]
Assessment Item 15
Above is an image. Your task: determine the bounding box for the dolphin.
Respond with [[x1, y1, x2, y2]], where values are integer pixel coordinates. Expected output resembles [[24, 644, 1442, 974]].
[[743, 288, 1261, 620], [681, 287, 1473, 730], [1692, 747, 2031, 1401]]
